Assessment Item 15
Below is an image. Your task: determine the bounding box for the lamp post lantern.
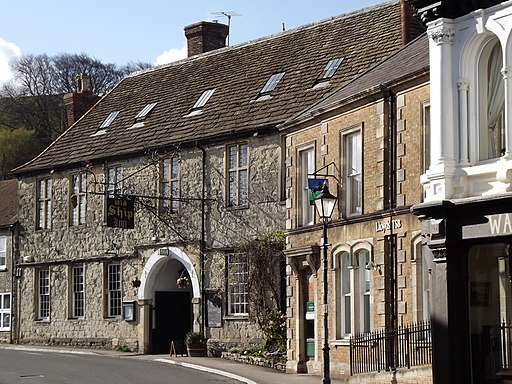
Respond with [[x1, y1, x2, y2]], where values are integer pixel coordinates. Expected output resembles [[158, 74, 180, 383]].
[[313, 182, 337, 384]]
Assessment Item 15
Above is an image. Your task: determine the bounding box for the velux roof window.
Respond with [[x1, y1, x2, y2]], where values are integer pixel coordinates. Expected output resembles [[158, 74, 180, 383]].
[[314, 58, 343, 88], [257, 72, 285, 100], [135, 102, 157, 122], [92, 111, 119, 136], [186, 89, 216, 117], [130, 102, 157, 128]]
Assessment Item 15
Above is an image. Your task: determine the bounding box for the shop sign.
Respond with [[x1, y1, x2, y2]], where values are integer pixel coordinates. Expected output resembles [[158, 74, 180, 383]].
[[376, 219, 402, 233], [463, 213, 512, 239], [106, 196, 135, 229]]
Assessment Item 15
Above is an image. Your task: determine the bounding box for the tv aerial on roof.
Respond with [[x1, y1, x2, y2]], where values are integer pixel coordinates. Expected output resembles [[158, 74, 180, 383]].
[[211, 11, 241, 46]]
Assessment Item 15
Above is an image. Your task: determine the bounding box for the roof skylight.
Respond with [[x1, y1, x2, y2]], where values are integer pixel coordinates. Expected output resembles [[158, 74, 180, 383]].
[[317, 58, 344, 82], [259, 72, 285, 96], [134, 102, 157, 122], [99, 111, 120, 129], [91, 111, 120, 136], [192, 89, 216, 110]]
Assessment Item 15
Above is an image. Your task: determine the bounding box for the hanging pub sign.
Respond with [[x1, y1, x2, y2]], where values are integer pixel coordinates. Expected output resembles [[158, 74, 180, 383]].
[[308, 178, 327, 205], [106, 196, 135, 229]]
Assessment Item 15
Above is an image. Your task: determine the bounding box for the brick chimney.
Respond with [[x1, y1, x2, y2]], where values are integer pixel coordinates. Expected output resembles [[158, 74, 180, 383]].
[[184, 21, 229, 57], [63, 74, 99, 129]]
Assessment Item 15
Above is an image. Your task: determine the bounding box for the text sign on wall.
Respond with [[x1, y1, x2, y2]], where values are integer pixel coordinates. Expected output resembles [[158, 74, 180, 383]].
[[463, 213, 512, 239], [106, 196, 135, 229], [376, 219, 402, 233]]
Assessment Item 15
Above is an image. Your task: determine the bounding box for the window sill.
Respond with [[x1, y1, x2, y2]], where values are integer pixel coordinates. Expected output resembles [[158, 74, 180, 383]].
[[225, 204, 249, 211], [332, 338, 351, 347], [223, 315, 249, 321], [0, 266, 6, 272]]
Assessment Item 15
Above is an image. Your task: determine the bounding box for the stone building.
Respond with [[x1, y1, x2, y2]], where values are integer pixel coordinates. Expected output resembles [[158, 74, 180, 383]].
[[408, 0, 512, 383], [280, 33, 431, 382], [0, 179, 18, 344], [10, 1, 422, 355]]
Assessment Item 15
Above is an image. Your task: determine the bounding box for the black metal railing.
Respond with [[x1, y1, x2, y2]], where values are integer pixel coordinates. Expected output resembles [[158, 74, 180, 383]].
[[350, 321, 432, 375]]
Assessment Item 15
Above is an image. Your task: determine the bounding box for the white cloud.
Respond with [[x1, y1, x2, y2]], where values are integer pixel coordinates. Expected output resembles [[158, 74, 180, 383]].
[[155, 43, 187, 66], [0, 37, 21, 86]]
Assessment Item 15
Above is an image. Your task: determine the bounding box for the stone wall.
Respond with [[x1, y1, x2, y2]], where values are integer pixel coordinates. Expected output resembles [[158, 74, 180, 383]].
[[15, 131, 285, 352], [284, 83, 431, 376]]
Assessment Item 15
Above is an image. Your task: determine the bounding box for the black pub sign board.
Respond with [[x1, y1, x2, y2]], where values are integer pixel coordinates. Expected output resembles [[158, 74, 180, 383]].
[[106, 196, 135, 229]]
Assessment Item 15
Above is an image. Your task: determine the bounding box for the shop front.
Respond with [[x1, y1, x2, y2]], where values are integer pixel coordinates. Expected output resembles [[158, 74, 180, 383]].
[[413, 195, 512, 383]]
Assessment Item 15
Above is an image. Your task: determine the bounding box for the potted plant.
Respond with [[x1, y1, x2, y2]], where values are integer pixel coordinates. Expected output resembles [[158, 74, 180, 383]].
[[184, 331, 206, 357]]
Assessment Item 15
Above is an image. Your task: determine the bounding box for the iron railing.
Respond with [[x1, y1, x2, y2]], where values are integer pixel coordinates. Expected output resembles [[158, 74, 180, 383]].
[[350, 321, 432, 375]]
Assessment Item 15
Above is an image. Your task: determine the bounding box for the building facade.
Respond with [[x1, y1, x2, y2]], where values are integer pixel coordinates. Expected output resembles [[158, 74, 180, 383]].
[[11, 1, 422, 356], [280, 34, 431, 382], [0, 179, 18, 344], [408, 0, 512, 383]]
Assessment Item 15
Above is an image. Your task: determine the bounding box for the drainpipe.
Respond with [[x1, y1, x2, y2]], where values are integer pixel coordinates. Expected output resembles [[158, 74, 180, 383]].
[[380, 84, 398, 369], [196, 142, 207, 338]]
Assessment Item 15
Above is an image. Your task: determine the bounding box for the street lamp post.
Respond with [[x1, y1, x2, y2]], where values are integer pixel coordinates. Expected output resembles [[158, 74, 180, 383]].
[[313, 183, 337, 384]]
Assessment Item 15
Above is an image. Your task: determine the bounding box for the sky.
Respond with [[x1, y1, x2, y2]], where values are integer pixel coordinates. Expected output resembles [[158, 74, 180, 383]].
[[0, 0, 385, 86]]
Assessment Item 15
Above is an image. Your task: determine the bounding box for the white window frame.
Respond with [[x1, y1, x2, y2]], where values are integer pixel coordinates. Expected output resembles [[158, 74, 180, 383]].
[[106, 166, 123, 197], [161, 157, 180, 212], [36, 178, 52, 230], [339, 251, 352, 338], [38, 269, 50, 321], [0, 237, 5, 271], [412, 234, 430, 323], [297, 145, 315, 227], [357, 249, 371, 334], [342, 128, 362, 217], [478, 38, 505, 161], [227, 252, 248, 316], [70, 172, 87, 226], [107, 263, 122, 318], [71, 265, 85, 319], [0, 292, 11, 331], [227, 143, 249, 207]]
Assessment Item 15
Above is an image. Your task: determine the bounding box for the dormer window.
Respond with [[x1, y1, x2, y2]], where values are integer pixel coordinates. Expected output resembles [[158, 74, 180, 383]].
[[133, 102, 157, 127], [187, 89, 216, 117], [315, 58, 343, 88], [257, 72, 285, 99], [93, 111, 119, 136]]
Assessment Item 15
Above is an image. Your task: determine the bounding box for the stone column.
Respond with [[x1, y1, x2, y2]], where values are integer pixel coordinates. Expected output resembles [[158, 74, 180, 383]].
[[137, 299, 152, 353]]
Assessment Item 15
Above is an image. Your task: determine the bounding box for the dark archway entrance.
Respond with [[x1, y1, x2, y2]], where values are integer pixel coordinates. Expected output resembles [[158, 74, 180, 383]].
[[152, 291, 191, 354]]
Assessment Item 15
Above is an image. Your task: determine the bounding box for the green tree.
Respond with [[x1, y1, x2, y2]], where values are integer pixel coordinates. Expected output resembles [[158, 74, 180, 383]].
[[0, 128, 46, 179]]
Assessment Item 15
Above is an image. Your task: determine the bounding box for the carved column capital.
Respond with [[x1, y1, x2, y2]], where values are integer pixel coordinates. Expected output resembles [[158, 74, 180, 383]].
[[502, 67, 512, 80], [428, 25, 455, 45], [457, 80, 469, 91]]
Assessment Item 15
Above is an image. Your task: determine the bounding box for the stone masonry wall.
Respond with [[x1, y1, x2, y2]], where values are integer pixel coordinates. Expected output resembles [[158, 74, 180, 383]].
[[16, 131, 285, 352], [284, 83, 430, 379]]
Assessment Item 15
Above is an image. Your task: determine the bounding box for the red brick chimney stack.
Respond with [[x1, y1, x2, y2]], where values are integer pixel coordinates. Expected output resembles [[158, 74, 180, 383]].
[[184, 21, 229, 57], [63, 74, 99, 129]]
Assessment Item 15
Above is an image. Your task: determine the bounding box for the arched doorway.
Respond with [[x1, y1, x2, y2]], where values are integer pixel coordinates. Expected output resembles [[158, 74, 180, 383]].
[[138, 247, 200, 353]]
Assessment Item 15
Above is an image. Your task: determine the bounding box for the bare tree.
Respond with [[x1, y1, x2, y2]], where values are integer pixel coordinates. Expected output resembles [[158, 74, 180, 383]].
[[0, 53, 153, 141]]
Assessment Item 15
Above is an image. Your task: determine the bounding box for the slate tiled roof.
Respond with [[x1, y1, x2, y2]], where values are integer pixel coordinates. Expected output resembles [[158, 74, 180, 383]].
[[14, 0, 423, 174], [0, 179, 18, 227], [281, 33, 430, 127]]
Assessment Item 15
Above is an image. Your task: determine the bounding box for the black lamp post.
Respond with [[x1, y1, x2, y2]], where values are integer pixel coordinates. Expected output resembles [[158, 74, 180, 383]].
[[313, 182, 337, 384]]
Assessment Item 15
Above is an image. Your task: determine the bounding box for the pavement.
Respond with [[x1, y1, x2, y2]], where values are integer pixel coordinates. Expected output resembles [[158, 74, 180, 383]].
[[0, 344, 347, 384]]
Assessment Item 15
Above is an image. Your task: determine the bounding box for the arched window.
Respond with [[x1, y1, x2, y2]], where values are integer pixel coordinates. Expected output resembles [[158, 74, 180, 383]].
[[336, 251, 353, 339], [357, 249, 371, 333], [479, 38, 505, 160], [412, 236, 430, 322]]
